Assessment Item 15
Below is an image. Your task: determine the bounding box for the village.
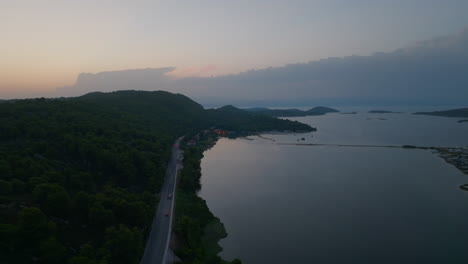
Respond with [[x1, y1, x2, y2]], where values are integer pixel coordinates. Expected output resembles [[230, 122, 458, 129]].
[[436, 147, 468, 175], [186, 129, 230, 146]]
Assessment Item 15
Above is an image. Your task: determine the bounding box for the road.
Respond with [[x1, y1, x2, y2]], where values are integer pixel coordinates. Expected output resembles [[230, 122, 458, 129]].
[[140, 137, 183, 264]]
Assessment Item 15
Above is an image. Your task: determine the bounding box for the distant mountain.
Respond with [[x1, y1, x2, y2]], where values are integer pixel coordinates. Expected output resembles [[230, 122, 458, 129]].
[[242, 107, 270, 112], [307, 107, 340, 115], [414, 108, 468, 118], [244, 106, 339, 117], [216, 105, 246, 113]]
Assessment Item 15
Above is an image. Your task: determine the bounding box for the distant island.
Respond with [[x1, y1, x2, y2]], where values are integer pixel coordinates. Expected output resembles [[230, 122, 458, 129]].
[[414, 108, 468, 118], [458, 120, 468, 123], [367, 117, 387, 121], [341, 112, 357, 114], [368, 110, 402, 113], [244, 106, 339, 117]]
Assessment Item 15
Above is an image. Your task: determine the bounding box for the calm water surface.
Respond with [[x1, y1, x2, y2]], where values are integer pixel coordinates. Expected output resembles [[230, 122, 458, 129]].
[[199, 111, 468, 264]]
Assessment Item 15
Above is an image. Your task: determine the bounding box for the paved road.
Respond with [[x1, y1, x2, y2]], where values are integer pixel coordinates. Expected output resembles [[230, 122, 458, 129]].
[[140, 137, 183, 264]]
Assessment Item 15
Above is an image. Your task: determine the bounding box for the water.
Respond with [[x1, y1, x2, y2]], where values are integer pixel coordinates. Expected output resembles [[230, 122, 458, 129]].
[[283, 111, 468, 147], [199, 111, 468, 264]]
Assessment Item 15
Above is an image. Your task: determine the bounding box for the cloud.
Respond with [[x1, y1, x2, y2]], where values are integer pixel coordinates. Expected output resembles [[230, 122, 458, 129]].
[[57, 67, 175, 97], [166, 65, 218, 79], [57, 28, 468, 106]]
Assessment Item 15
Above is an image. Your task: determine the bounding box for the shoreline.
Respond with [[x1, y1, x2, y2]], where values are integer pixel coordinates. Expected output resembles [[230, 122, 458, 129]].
[[173, 133, 242, 264], [434, 147, 468, 176]]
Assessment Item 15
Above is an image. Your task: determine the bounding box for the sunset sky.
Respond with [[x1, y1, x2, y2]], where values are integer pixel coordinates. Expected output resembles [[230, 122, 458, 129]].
[[2, 0, 468, 98]]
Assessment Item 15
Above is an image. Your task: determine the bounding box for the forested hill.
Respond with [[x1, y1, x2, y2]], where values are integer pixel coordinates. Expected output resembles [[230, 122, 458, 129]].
[[414, 108, 468, 118], [75, 91, 208, 135], [0, 90, 312, 264], [206, 105, 316, 132]]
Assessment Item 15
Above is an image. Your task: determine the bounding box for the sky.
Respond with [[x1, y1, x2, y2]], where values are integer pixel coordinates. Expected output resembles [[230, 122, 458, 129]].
[[2, 0, 468, 103], [56, 27, 468, 107]]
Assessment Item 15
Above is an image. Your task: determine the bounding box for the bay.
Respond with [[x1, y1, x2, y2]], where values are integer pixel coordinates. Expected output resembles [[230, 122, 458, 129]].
[[199, 111, 468, 263]]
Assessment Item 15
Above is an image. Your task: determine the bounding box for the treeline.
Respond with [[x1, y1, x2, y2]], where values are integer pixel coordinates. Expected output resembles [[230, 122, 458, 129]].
[[174, 137, 241, 264], [0, 90, 312, 263]]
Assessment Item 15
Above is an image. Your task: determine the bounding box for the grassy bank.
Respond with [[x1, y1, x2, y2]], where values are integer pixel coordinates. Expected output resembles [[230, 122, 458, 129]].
[[174, 133, 241, 264]]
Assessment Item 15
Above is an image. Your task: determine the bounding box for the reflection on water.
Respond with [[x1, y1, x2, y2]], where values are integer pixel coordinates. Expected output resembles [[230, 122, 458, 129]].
[[199, 112, 468, 264], [282, 111, 468, 147]]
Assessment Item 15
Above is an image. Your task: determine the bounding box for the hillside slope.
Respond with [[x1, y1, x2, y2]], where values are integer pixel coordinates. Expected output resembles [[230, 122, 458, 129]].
[[0, 90, 312, 264]]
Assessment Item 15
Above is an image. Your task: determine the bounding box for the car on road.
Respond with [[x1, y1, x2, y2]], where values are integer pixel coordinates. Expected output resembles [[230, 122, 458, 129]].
[[167, 193, 173, 199], [164, 212, 169, 217]]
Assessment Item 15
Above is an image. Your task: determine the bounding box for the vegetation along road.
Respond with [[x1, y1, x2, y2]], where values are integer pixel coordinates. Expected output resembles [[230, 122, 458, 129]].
[[140, 137, 183, 264]]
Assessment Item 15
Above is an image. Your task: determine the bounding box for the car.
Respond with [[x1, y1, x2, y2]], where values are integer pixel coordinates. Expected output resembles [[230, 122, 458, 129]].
[[167, 193, 173, 199], [164, 212, 169, 217]]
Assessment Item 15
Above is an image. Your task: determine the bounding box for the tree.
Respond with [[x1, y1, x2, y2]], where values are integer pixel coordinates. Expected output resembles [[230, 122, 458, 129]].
[[0, 160, 12, 179], [0, 223, 18, 256], [115, 200, 150, 227], [68, 256, 98, 264], [104, 225, 143, 264], [72, 191, 92, 222], [39, 237, 67, 263], [11, 178, 26, 193], [88, 202, 114, 229], [32, 183, 71, 217], [0, 179, 12, 195], [18, 207, 49, 243]]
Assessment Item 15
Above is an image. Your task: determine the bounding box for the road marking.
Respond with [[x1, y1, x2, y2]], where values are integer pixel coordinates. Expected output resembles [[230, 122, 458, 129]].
[[162, 138, 183, 263]]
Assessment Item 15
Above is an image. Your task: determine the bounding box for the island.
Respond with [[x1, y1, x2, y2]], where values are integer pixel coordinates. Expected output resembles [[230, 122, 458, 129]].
[[368, 110, 402, 113], [244, 106, 339, 117], [414, 108, 468, 118], [0, 90, 313, 264], [366, 117, 387, 120]]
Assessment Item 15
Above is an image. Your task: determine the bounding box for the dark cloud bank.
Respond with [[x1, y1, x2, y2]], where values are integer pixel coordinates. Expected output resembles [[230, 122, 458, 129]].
[[57, 28, 468, 107]]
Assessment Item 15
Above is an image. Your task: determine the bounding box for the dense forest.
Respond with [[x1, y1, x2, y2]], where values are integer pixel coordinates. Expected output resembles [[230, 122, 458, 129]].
[[0, 90, 312, 264]]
